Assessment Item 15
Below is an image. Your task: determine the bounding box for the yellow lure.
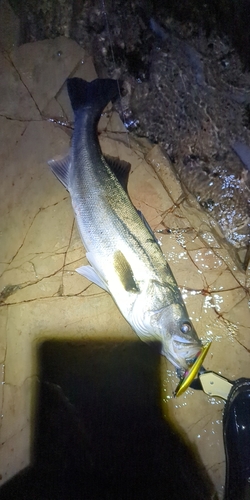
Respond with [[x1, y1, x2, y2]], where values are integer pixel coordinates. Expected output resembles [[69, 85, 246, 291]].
[[174, 342, 212, 397]]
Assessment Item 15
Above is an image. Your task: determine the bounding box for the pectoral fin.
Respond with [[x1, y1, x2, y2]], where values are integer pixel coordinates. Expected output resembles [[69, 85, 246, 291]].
[[113, 250, 139, 292], [76, 265, 109, 292]]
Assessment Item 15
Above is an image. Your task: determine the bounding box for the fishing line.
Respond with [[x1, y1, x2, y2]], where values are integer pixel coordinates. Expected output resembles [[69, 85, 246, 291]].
[[101, 0, 131, 149]]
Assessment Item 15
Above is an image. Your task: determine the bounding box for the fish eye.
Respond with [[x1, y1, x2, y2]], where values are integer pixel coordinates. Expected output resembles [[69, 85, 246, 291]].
[[180, 322, 192, 334]]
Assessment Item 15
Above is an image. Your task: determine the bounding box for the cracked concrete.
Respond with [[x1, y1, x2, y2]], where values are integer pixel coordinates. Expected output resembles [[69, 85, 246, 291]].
[[0, 22, 249, 499]]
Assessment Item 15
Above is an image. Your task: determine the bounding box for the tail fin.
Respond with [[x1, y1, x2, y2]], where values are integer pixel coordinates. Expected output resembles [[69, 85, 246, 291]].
[[67, 78, 120, 118]]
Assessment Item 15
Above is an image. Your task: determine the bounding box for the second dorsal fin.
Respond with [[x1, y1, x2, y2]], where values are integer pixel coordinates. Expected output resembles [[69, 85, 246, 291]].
[[104, 154, 131, 193]]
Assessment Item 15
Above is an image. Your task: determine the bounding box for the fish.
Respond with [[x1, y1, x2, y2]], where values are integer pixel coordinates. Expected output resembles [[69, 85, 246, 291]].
[[48, 77, 203, 371]]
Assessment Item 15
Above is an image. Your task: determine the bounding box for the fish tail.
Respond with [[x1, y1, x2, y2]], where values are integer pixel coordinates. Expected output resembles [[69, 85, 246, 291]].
[[67, 78, 120, 119]]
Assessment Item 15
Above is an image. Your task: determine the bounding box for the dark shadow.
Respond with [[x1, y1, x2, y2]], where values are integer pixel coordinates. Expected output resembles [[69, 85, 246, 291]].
[[0, 339, 216, 499]]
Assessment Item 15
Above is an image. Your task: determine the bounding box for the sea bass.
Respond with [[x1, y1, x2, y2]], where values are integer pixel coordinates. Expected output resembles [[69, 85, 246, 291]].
[[49, 78, 203, 370]]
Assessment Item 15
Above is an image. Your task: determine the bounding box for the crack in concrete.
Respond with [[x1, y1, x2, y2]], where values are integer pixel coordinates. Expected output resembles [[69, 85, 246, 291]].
[[0, 285, 21, 304], [0, 265, 66, 304], [0, 286, 105, 306], [235, 338, 250, 353], [207, 461, 225, 472], [61, 219, 75, 295], [187, 415, 212, 433], [6, 50, 42, 117], [209, 285, 243, 295], [0, 197, 69, 280], [0, 114, 44, 123], [1, 421, 30, 448], [64, 256, 86, 270], [0, 305, 8, 420]]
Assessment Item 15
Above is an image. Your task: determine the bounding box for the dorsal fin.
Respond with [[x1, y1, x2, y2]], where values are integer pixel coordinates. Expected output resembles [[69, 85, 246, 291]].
[[137, 210, 160, 246]]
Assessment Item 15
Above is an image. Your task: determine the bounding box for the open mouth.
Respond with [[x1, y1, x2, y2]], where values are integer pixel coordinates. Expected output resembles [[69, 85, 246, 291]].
[[172, 337, 202, 363]]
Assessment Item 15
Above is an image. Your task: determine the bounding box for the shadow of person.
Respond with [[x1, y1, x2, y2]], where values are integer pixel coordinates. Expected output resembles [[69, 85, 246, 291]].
[[0, 338, 216, 499]]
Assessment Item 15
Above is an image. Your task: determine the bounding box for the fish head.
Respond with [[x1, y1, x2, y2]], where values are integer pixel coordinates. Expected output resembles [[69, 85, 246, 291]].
[[150, 303, 202, 370]]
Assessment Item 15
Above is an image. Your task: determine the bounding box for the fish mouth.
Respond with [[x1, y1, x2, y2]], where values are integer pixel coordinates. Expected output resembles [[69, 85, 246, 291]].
[[166, 337, 202, 371]]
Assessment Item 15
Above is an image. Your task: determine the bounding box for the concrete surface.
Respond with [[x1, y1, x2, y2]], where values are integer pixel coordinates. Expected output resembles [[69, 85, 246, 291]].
[[0, 13, 250, 498]]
